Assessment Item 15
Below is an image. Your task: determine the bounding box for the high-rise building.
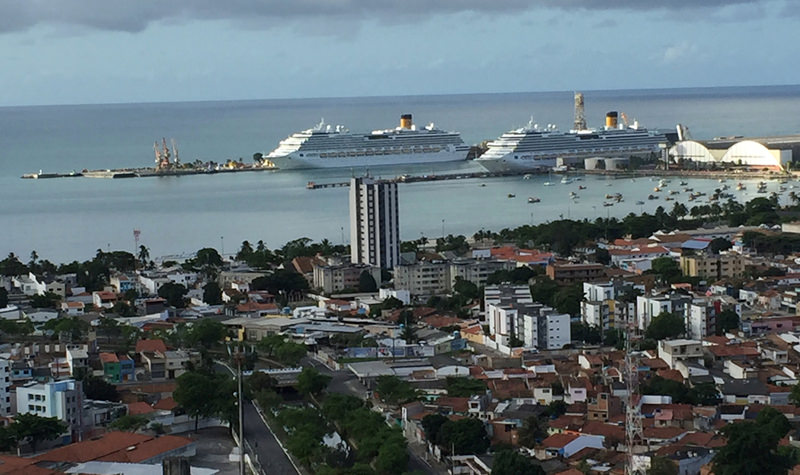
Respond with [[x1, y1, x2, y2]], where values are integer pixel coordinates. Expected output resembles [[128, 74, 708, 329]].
[[350, 177, 399, 269]]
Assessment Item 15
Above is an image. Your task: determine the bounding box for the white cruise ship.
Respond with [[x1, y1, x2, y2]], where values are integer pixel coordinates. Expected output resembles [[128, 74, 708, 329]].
[[475, 112, 670, 172], [267, 114, 470, 170]]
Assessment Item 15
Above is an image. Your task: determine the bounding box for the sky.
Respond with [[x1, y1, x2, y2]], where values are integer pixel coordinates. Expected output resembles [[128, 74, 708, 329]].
[[0, 0, 797, 106]]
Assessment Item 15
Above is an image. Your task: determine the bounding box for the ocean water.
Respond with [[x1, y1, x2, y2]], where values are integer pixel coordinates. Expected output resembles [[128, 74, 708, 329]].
[[2, 85, 800, 263]]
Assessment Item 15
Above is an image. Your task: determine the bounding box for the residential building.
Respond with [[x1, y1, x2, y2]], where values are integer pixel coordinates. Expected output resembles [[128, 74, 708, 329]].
[[65, 347, 89, 377], [657, 339, 703, 370], [92, 291, 118, 309], [448, 258, 515, 289], [61, 301, 85, 316], [100, 353, 135, 383], [485, 285, 570, 351], [0, 358, 11, 417], [350, 176, 400, 269], [109, 274, 136, 294], [680, 253, 746, 280], [685, 299, 719, 340], [313, 262, 381, 293], [636, 293, 692, 332], [17, 379, 83, 438], [394, 258, 516, 298], [546, 262, 604, 284], [581, 280, 643, 331], [394, 261, 450, 297], [11, 273, 45, 296]]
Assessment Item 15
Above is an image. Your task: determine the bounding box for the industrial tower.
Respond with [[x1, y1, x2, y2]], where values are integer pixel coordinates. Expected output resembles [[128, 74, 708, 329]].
[[573, 92, 587, 131], [624, 305, 644, 475]]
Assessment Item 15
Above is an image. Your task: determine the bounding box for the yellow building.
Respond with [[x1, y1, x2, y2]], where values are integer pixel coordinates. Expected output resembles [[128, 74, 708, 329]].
[[680, 254, 745, 280]]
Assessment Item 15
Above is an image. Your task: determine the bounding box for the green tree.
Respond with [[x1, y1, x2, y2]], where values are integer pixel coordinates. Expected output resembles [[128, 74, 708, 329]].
[[0, 288, 7, 308], [157, 282, 188, 308], [174, 371, 236, 431], [517, 416, 547, 448], [358, 271, 378, 292], [375, 375, 418, 405], [137, 245, 150, 267], [10, 413, 67, 453], [790, 383, 800, 407], [421, 414, 449, 444], [111, 301, 136, 317], [43, 317, 89, 340], [645, 312, 684, 340], [375, 435, 409, 474], [647, 456, 678, 475], [712, 420, 792, 475], [492, 450, 545, 475], [30, 291, 60, 309], [297, 367, 331, 396], [552, 283, 583, 316], [188, 318, 227, 349], [274, 340, 307, 366], [709, 237, 733, 254], [194, 248, 223, 268], [82, 375, 120, 401], [544, 400, 567, 418], [453, 277, 479, 300], [203, 282, 222, 305], [109, 414, 149, 432], [438, 418, 489, 455], [756, 406, 792, 441], [716, 309, 739, 335], [650, 257, 682, 283], [446, 376, 487, 397]]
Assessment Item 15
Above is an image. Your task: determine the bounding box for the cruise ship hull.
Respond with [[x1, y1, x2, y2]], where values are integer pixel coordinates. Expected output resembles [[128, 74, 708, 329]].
[[270, 149, 469, 170]]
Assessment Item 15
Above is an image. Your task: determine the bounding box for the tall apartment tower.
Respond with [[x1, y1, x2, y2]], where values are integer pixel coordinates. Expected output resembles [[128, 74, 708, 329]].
[[350, 177, 400, 269]]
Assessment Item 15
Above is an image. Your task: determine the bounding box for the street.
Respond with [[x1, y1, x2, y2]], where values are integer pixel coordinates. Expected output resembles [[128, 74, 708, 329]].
[[215, 361, 298, 475], [243, 400, 298, 475]]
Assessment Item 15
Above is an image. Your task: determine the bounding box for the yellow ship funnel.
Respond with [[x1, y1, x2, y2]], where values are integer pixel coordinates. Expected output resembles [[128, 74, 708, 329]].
[[606, 111, 618, 129], [400, 114, 413, 129]]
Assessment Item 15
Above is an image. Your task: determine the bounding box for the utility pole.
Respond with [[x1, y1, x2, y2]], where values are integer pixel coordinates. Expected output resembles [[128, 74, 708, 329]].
[[233, 348, 245, 475]]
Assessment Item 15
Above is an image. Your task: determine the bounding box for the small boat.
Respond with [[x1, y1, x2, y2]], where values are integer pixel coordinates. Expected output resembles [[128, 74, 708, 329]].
[[653, 187, 661, 192], [648, 194, 658, 200], [683, 187, 693, 192], [523, 174, 532, 180], [569, 191, 577, 197], [635, 200, 645, 205], [679, 180, 688, 186], [605, 194, 614, 199], [718, 178, 727, 183], [669, 190, 679, 195], [528, 197, 540, 203], [560, 176, 573, 184], [603, 202, 614, 207], [578, 185, 587, 190], [508, 193, 516, 198], [480, 183, 486, 187], [665, 197, 674, 201]]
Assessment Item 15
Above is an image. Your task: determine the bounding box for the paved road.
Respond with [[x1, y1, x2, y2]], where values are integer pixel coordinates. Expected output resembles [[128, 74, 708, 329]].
[[214, 361, 298, 475], [243, 401, 298, 475]]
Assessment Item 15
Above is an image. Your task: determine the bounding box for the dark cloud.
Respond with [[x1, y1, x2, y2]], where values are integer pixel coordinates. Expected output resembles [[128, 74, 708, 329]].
[[0, 0, 766, 34]]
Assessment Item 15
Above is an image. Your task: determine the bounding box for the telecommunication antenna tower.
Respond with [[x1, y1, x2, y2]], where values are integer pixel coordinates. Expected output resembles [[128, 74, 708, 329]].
[[573, 92, 587, 131], [624, 304, 644, 475]]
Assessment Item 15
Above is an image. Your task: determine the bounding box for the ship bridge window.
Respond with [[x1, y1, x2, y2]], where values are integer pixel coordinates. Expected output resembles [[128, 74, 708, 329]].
[[368, 135, 389, 140]]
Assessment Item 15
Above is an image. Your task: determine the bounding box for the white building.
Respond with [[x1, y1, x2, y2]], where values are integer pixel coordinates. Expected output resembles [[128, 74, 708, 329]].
[[17, 379, 83, 437], [0, 357, 11, 417], [485, 285, 570, 351], [12, 273, 46, 296], [349, 177, 400, 270], [636, 293, 691, 332], [657, 339, 703, 370], [66, 347, 89, 377]]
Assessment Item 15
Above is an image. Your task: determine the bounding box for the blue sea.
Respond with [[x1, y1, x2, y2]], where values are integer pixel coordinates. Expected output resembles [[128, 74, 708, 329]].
[[3, 85, 800, 263]]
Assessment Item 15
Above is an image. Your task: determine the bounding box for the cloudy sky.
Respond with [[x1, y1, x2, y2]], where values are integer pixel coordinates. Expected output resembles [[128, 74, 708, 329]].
[[0, 0, 795, 106]]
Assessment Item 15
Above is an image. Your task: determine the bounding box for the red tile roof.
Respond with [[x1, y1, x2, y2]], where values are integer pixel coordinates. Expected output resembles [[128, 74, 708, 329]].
[[541, 433, 579, 448], [153, 397, 178, 411], [99, 353, 119, 364], [127, 401, 155, 415], [0, 455, 61, 475], [432, 396, 470, 414], [35, 432, 193, 464], [135, 339, 167, 354]]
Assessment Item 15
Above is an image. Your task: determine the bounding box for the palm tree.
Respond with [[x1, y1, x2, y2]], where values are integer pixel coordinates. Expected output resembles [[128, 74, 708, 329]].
[[137, 245, 150, 267]]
